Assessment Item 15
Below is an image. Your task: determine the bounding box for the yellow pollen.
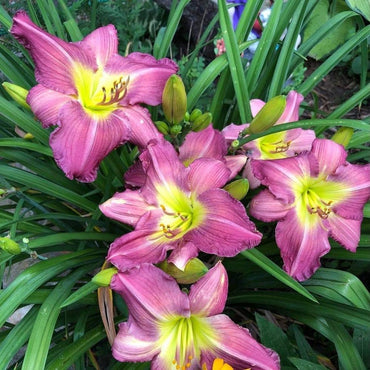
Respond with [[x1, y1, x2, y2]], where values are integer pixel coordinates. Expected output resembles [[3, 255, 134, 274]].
[[269, 140, 291, 154]]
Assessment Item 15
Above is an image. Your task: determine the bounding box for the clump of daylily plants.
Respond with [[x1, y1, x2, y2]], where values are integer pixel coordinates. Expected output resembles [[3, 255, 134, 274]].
[[5, 9, 370, 370]]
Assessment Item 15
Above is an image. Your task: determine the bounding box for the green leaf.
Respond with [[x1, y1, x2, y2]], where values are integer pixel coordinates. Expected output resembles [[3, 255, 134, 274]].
[[218, 0, 252, 122], [0, 249, 103, 327], [303, 268, 370, 309], [288, 358, 327, 370], [345, 0, 370, 21], [22, 265, 96, 369], [241, 249, 318, 302], [303, 0, 356, 60], [61, 281, 99, 308], [256, 313, 297, 365]]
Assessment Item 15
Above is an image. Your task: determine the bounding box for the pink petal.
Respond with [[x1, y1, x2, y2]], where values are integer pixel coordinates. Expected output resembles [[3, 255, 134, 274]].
[[329, 162, 370, 220], [188, 189, 262, 256], [189, 262, 228, 316], [328, 215, 361, 252], [179, 125, 227, 165], [116, 105, 162, 149], [11, 12, 96, 94], [168, 241, 199, 270], [112, 321, 159, 363], [285, 128, 315, 155], [250, 98, 266, 116], [251, 156, 311, 203], [111, 263, 190, 324], [124, 161, 146, 188], [225, 155, 247, 180], [311, 139, 347, 176], [107, 230, 171, 272], [188, 158, 230, 194], [276, 209, 331, 281], [241, 158, 261, 189], [27, 85, 73, 128], [200, 315, 280, 370], [79, 24, 118, 67], [222, 123, 248, 143], [51, 101, 130, 182], [99, 189, 153, 227], [105, 52, 178, 106], [140, 139, 189, 200], [276, 90, 303, 123], [249, 189, 291, 222]]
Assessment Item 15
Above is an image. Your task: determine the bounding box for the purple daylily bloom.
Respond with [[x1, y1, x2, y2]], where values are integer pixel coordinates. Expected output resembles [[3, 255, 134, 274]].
[[100, 139, 261, 271], [249, 139, 370, 281], [110, 262, 280, 369], [222, 91, 316, 188], [11, 12, 177, 182]]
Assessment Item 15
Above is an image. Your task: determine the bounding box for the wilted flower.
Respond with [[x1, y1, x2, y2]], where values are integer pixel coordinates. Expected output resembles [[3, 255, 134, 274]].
[[100, 139, 261, 271], [110, 262, 280, 369], [249, 139, 370, 281], [11, 12, 177, 182]]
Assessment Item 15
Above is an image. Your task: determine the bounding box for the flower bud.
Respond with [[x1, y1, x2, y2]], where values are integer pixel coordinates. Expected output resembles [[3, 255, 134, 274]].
[[0, 237, 21, 255], [91, 267, 118, 286], [189, 108, 202, 122], [155, 120, 169, 135], [170, 124, 182, 136], [247, 95, 286, 134], [192, 112, 212, 132], [158, 258, 208, 284], [162, 74, 187, 124], [223, 178, 249, 200], [2, 82, 30, 110], [331, 127, 354, 148]]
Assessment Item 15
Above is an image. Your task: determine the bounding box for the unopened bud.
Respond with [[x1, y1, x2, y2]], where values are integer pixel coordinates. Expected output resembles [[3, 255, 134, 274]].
[[155, 121, 169, 135], [2, 82, 30, 110], [158, 258, 208, 284], [192, 112, 212, 132], [170, 124, 182, 136], [248, 95, 286, 134], [91, 267, 118, 286], [223, 178, 249, 200], [162, 74, 187, 124], [331, 127, 354, 148], [0, 237, 21, 255], [189, 108, 202, 122]]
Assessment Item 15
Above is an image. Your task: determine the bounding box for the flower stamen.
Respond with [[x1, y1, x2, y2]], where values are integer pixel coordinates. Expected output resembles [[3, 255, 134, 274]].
[[99, 76, 130, 106]]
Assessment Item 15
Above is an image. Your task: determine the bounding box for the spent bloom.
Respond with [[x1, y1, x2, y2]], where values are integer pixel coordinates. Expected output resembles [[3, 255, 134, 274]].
[[100, 139, 261, 271], [11, 12, 177, 182], [249, 139, 370, 281], [222, 91, 315, 188], [110, 262, 280, 369]]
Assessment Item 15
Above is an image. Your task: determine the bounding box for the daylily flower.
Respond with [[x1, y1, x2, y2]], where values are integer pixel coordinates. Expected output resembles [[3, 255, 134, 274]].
[[124, 125, 246, 188], [249, 139, 370, 281], [11, 12, 177, 182], [100, 139, 261, 271], [110, 262, 280, 369], [222, 91, 315, 188]]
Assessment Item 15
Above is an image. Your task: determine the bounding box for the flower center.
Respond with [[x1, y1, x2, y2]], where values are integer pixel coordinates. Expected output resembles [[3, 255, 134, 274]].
[[155, 184, 205, 242], [294, 176, 349, 225], [257, 132, 291, 159], [159, 315, 216, 369], [72, 63, 130, 117]]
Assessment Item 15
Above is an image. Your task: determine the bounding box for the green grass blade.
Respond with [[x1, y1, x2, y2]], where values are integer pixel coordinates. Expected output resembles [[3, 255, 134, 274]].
[[218, 0, 252, 122], [298, 25, 370, 96], [0, 249, 103, 327], [153, 0, 191, 59], [61, 281, 99, 308], [0, 306, 39, 369], [241, 249, 318, 302], [22, 265, 96, 370]]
